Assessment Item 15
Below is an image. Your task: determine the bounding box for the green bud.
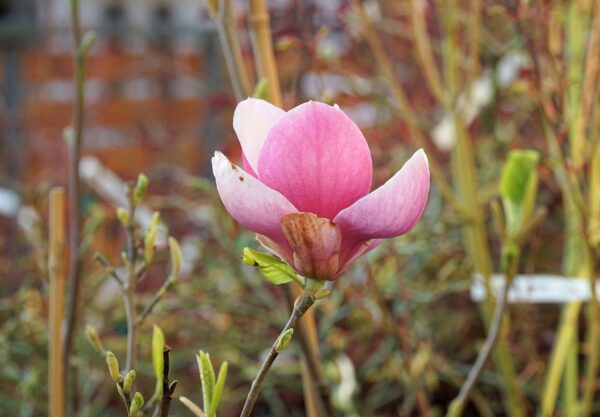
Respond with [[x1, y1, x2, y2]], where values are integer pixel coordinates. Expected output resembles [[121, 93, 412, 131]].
[[253, 78, 269, 100], [275, 328, 294, 352], [150, 211, 160, 228], [168, 237, 182, 281], [129, 392, 144, 417], [80, 31, 96, 54], [133, 173, 149, 204], [106, 351, 122, 383], [122, 370, 135, 394], [116, 208, 129, 226], [85, 324, 104, 353], [144, 227, 158, 265]]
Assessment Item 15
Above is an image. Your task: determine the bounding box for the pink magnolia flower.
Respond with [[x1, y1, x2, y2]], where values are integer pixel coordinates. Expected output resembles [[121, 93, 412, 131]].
[[212, 99, 430, 280]]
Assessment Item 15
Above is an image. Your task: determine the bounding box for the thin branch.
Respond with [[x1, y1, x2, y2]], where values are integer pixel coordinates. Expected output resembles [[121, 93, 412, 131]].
[[283, 287, 333, 417], [239, 291, 316, 417], [209, 0, 253, 100], [160, 346, 177, 417], [62, 0, 92, 393], [124, 185, 139, 372], [93, 252, 124, 287], [137, 276, 176, 327], [446, 254, 516, 417]]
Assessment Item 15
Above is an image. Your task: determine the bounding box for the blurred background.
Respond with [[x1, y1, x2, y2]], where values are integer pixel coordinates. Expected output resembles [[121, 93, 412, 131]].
[[1, 0, 598, 416]]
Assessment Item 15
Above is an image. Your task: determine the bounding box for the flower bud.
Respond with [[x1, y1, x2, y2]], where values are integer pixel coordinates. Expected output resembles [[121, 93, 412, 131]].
[[116, 208, 129, 226], [122, 370, 135, 394], [85, 324, 104, 353], [129, 392, 144, 417], [133, 173, 149, 204], [168, 237, 182, 281], [275, 328, 294, 352], [144, 215, 159, 264], [106, 351, 122, 383]]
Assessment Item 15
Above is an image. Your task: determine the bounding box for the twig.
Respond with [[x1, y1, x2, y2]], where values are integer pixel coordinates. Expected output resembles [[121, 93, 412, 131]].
[[159, 346, 177, 417], [239, 291, 317, 417], [124, 185, 138, 372], [62, 0, 87, 375], [93, 252, 124, 287], [206, 0, 253, 100], [137, 276, 176, 327], [446, 252, 516, 417], [49, 188, 67, 417], [283, 287, 333, 417]]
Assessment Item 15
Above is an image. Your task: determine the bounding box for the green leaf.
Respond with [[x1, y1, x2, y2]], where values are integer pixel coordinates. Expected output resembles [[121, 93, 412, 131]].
[[209, 362, 228, 417], [152, 324, 165, 400], [242, 248, 302, 286], [499, 150, 540, 236], [197, 351, 216, 416]]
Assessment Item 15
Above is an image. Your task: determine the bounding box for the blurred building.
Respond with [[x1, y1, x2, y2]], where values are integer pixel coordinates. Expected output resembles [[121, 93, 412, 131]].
[[0, 0, 229, 189]]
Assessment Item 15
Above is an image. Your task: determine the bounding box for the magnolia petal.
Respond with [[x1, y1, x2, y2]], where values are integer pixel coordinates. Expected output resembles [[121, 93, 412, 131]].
[[256, 234, 294, 267], [233, 98, 285, 174], [334, 149, 430, 257], [281, 212, 342, 280], [258, 101, 372, 220], [212, 152, 297, 250]]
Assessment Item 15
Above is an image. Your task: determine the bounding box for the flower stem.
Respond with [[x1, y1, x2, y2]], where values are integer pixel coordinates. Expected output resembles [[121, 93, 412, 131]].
[[239, 290, 317, 417]]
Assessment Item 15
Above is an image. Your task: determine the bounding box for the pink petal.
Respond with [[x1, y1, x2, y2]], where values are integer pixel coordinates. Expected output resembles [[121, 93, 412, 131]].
[[280, 213, 341, 280], [233, 98, 285, 174], [212, 152, 297, 251], [334, 149, 430, 258], [242, 152, 258, 178], [258, 101, 372, 220]]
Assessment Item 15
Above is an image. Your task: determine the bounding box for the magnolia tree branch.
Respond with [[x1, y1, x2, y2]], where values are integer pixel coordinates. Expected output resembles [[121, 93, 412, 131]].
[[239, 290, 317, 417]]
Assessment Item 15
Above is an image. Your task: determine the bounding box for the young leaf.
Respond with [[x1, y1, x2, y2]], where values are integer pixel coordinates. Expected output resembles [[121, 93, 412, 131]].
[[499, 150, 540, 236], [197, 351, 216, 416], [152, 324, 165, 400], [242, 248, 302, 286], [209, 362, 228, 417]]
